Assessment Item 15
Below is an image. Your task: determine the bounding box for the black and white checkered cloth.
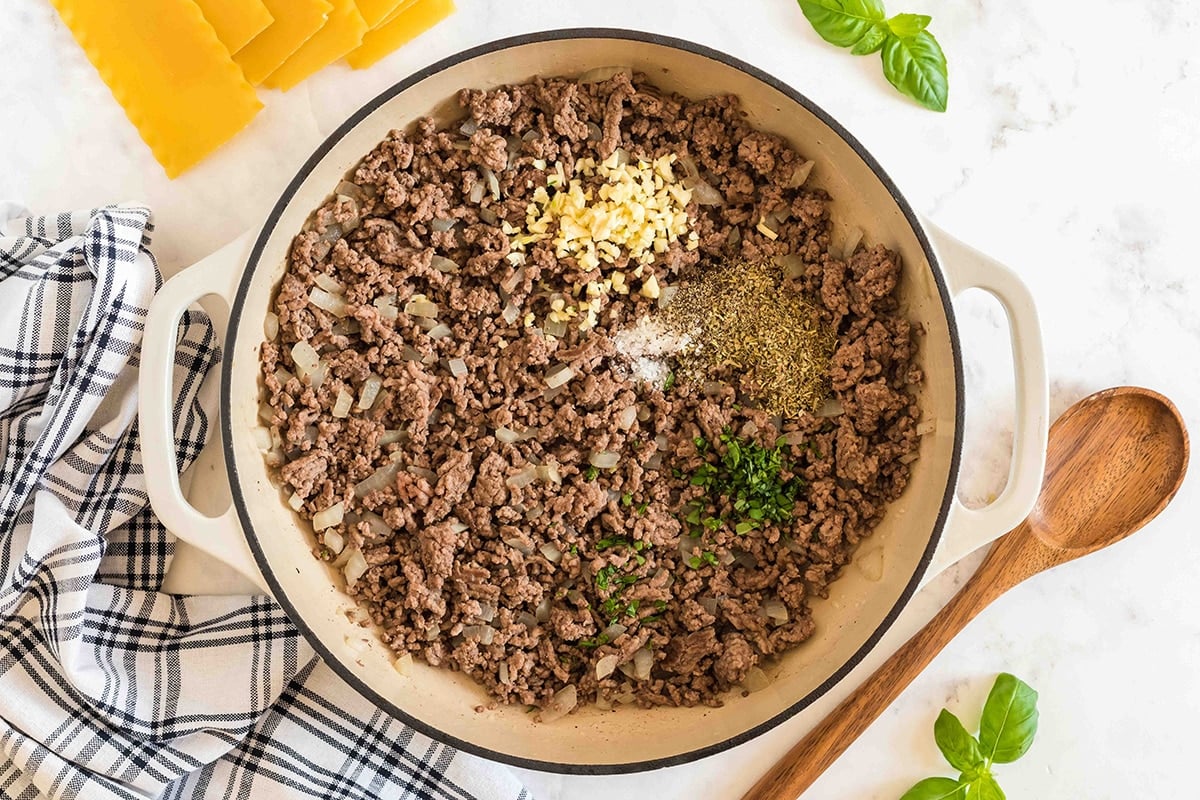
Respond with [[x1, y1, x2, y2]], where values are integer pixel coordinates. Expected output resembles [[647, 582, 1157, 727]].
[[0, 205, 531, 800]]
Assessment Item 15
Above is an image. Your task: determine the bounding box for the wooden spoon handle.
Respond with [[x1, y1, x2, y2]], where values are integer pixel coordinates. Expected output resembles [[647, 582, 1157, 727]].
[[740, 537, 1022, 800]]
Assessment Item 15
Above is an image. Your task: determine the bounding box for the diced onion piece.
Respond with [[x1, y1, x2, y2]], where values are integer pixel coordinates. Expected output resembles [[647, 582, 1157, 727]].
[[354, 461, 401, 498], [899, 451, 920, 465], [535, 464, 561, 484], [287, 492, 304, 512], [539, 542, 563, 564], [763, 598, 789, 624], [818, 397, 844, 417], [544, 363, 575, 389], [394, 652, 414, 676], [535, 597, 552, 623], [698, 596, 719, 615], [596, 654, 619, 680], [743, 666, 770, 693], [290, 341, 321, 378], [588, 451, 620, 470], [516, 611, 538, 629], [373, 293, 399, 320], [404, 298, 439, 318], [407, 465, 436, 483], [323, 529, 345, 555], [544, 318, 567, 339], [313, 501, 345, 530], [655, 434, 669, 451], [690, 180, 725, 206], [777, 253, 806, 279], [632, 647, 653, 681], [504, 536, 534, 555], [644, 452, 662, 470], [252, 426, 272, 451], [425, 624, 441, 641], [263, 311, 279, 340], [506, 465, 538, 490], [447, 358, 467, 378], [358, 374, 383, 411], [916, 420, 937, 435], [501, 302, 521, 325], [332, 388, 354, 418], [842, 227, 864, 260], [586, 121, 603, 141], [343, 549, 369, 587], [495, 427, 525, 444], [498, 661, 512, 684], [379, 429, 406, 446], [430, 255, 460, 273], [483, 167, 501, 200], [657, 284, 679, 309], [459, 119, 478, 136], [787, 159, 815, 188], [602, 622, 627, 640], [539, 684, 578, 723], [358, 511, 392, 538], [308, 361, 327, 390], [778, 431, 807, 447], [309, 287, 349, 317], [313, 273, 345, 294], [565, 588, 584, 605], [430, 217, 457, 232], [427, 324, 453, 340], [469, 181, 485, 204], [479, 207, 499, 225], [462, 625, 496, 645], [617, 405, 638, 430]]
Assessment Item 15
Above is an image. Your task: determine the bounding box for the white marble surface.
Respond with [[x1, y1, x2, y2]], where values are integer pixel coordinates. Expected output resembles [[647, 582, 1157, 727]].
[[2, 0, 1198, 797]]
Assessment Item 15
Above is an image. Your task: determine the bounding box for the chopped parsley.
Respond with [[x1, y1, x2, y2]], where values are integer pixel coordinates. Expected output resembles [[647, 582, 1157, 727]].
[[621, 492, 633, 507], [686, 551, 720, 569], [584, 465, 599, 481], [663, 370, 676, 392], [685, 429, 803, 536], [577, 632, 611, 648]]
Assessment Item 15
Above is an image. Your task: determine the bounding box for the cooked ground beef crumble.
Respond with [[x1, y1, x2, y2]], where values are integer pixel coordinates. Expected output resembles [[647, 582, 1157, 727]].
[[259, 71, 923, 713]]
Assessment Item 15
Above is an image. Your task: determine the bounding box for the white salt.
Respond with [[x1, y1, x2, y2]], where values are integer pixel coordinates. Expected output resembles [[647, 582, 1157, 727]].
[[612, 315, 692, 386]]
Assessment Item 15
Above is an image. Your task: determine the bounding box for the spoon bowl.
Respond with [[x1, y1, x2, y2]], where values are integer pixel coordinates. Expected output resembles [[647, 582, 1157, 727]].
[[743, 386, 1189, 800], [1030, 387, 1188, 554]]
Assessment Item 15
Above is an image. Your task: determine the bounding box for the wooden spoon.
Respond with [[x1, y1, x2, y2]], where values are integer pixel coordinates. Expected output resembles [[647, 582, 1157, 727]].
[[742, 386, 1189, 800]]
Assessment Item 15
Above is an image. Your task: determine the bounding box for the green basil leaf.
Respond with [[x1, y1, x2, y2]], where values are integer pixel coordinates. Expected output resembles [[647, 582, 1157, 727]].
[[797, 0, 887, 50], [961, 773, 1006, 800], [887, 12, 932, 37], [849, 24, 888, 55], [880, 30, 949, 112], [978, 673, 1040, 764], [933, 709, 984, 772], [899, 777, 968, 800]]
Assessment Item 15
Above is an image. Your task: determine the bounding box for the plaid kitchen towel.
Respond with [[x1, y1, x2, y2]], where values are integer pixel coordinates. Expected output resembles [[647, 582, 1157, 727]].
[[0, 205, 531, 800]]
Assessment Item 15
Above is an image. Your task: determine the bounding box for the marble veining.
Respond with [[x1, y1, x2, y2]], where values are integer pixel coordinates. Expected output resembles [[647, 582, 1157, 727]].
[[2, 0, 1198, 797]]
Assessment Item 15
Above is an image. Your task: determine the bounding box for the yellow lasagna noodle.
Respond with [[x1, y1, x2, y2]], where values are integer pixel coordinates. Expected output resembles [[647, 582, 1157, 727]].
[[354, 0, 408, 28], [263, 0, 367, 91], [345, 0, 454, 70], [194, 0, 273, 53], [234, 0, 333, 85], [49, 0, 262, 178]]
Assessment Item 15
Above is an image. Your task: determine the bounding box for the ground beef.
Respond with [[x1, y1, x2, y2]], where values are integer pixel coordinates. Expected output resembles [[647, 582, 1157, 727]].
[[260, 73, 922, 715]]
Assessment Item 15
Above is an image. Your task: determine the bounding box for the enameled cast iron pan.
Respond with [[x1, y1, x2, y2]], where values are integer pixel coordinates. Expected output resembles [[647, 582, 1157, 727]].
[[139, 29, 1048, 774]]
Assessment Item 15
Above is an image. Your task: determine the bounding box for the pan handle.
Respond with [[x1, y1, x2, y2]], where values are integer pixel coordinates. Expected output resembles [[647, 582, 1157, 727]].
[[138, 233, 270, 594], [920, 220, 1049, 586]]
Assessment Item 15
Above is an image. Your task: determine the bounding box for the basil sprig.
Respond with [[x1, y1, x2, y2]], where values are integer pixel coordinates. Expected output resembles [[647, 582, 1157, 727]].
[[796, 0, 948, 112], [900, 673, 1040, 799]]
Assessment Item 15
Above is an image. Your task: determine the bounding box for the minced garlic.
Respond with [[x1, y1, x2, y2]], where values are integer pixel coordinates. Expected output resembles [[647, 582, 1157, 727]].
[[507, 150, 699, 331]]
